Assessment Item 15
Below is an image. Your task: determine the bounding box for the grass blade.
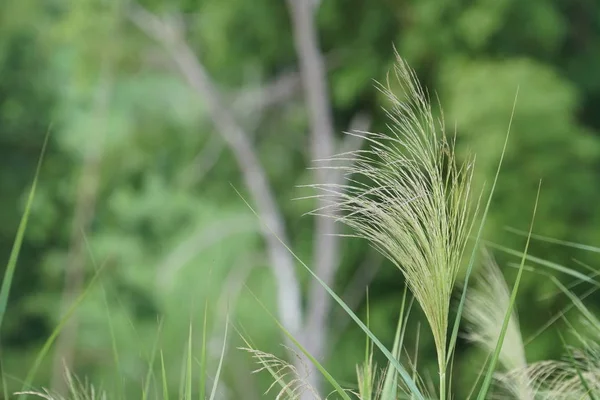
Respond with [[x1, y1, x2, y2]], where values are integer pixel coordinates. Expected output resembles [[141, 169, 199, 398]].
[[1, 356, 9, 400], [505, 227, 600, 254], [381, 286, 410, 400], [235, 186, 424, 400], [247, 288, 352, 400], [235, 324, 297, 399], [199, 301, 208, 400], [142, 318, 164, 400], [447, 87, 520, 368], [185, 324, 193, 400], [83, 234, 124, 399], [208, 315, 228, 400], [484, 242, 598, 288], [477, 181, 541, 400], [160, 350, 170, 400], [558, 329, 597, 400], [19, 259, 108, 398], [0, 132, 50, 331]]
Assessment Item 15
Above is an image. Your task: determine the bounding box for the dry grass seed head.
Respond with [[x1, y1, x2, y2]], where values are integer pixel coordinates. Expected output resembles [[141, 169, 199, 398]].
[[241, 346, 321, 400], [309, 55, 476, 374]]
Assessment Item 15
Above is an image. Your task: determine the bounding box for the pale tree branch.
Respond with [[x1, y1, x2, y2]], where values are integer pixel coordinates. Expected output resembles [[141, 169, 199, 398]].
[[233, 69, 301, 113], [339, 112, 371, 157], [128, 4, 304, 340], [285, 2, 341, 397], [287, 2, 373, 396]]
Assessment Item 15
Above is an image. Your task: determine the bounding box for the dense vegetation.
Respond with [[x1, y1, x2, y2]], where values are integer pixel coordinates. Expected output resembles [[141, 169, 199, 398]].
[[1, 0, 599, 398]]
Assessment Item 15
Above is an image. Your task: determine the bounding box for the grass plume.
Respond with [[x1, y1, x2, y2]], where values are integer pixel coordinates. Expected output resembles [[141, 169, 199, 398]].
[[463, 250, 532, 399], [308, 54, 477, 398]]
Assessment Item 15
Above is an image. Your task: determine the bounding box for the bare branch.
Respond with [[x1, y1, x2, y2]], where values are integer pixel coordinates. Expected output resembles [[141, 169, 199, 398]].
[[286, 2, 339, 396], [233, 69, 301, 112], [128, 4, 304, 338], [340, 111, 371, 156]]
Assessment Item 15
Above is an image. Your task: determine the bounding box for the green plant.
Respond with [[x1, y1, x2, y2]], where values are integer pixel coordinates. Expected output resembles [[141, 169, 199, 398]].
[[7, 53, 600, 400], [245, 55, 547, 400]]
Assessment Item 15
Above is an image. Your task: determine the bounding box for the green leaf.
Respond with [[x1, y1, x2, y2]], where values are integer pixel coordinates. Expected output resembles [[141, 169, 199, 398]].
[[447, 87, 520, 368], [247, 289, 353, 400], [199, 301, 208, 400], [0, 131, 50, 332], [477, 181, 541, 400], [20, 260, 108, 397], [234, 186, 424, 400], [208, 315, 228, 400], [160, 351, 170, 400], [381, 286, 410, 400]]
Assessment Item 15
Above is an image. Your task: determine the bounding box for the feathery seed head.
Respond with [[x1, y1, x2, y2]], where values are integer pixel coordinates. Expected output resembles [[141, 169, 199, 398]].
[[310, 55, 476, 374]]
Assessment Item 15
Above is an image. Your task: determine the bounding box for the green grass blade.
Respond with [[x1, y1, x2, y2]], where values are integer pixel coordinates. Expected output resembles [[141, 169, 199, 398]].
[[410, 323, 421, 400], [234, 186, 424, 400], [0, 132, 50, 331], [208, 315, 228, 400], [359, 290, 373, 400], [551, 278, 600, 332], [102, 285, 123, 399], [160, 350, 170, 400], [447, 87, 519, 367], [505, 227, 600, 254], [557, 329, 597, 400], [178, 349, 186, 400], [381, 286, 409, 400], [1, 356, 9, 400], [365, 289, 370, 369], [247, 289, 352, 400], [199, 301, 208, 400], [143, 318, 163, 400], [185, 324, 193, 400], [485, 242, 599, 287], [465, 351, 493, 400], [83, 234, 124, 399], [19, 260, 108, 398], [477, 181, 541, 400]]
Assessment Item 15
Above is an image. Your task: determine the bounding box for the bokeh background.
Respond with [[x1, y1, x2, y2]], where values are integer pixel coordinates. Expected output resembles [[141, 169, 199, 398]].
[[1, 0, 600, 398]]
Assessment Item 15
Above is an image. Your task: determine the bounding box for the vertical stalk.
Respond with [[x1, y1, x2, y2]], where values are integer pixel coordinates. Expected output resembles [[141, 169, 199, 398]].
[[440, 370, 446, 400], [439, 347, 447, 400]]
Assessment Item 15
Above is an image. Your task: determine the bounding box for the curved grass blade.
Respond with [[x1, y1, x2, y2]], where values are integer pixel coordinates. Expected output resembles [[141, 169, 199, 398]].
[[246, 288, 352, 400], [477, 181, 541, 400], [557, 329, 597, 400], [505, 227, 600, 254], [446, 87, 520, 368], [19, 260, 108, 398], [0, 131, 50, 331], [234, 186, 424, 400], [485, 242, 598, 288]]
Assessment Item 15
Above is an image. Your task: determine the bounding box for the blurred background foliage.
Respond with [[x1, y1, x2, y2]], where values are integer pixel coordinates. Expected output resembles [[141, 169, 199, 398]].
[[1, 0, 599, 398]]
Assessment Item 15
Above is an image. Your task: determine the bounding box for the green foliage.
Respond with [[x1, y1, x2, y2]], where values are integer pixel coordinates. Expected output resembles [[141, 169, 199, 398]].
[[0, 0, 600, 399]]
